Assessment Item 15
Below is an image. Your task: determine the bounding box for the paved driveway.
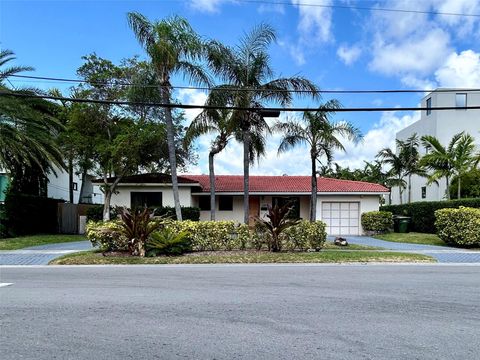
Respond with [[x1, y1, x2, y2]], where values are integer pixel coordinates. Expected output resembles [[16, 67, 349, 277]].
[[341, 236, 480, 263], [1, 265, 479, 360], [0, 241, 92, 265]]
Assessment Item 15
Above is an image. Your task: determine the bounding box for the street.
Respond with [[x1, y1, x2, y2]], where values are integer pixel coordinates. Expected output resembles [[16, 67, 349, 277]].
[[1, 264, 479, 359]]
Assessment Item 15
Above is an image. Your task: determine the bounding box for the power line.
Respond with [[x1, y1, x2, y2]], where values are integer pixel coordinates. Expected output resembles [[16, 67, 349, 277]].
[[9, 74, 480, 94], [3, 90, 480, 113], [205, 0, 480, 18]]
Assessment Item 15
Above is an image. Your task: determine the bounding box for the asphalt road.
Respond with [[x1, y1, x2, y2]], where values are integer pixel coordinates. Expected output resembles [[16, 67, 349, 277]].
[[1, 264, 479, 360]]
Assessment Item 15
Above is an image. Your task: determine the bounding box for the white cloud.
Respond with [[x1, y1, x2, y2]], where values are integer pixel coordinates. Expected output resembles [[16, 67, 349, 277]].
[[176, 88, 208, 125], [435, 50, 480, 87], [292, 0, 333, 43], [189, 0, 233, 13], [257, 3, 285, 14], [337, 44, 362, 66]]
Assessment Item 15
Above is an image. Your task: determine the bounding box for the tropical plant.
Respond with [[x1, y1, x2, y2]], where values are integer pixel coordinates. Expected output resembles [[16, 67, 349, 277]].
[[421, 132, 478, 199], [398, 134, 426, 203], [449, 168, 480, 199], [146, 228, 191, 256], [205, 24, 319, 223], [127, 12, 211, 221], [275, 100, 362, 221], [119, 207, 162, 256], [377, 147, 407, 204], [255, 201, 300, 252]]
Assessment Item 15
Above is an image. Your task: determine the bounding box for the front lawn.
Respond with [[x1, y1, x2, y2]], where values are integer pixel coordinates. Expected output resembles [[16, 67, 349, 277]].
[[0, 234, 87, 250], [373, 232, 447, 246], [50, 249, 434, 265]]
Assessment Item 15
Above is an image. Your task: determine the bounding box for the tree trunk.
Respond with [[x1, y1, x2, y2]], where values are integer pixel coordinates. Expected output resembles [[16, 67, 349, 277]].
[[78, 169, 87, 204], [68, 158, 74, 204], [243, 130, 250, 225], [408, 174, 412, 203], [209, 152, 216, 221], [310, 154, 317, 222], [159, 85, 182, 221], [458, 176, 461, 199], [399, 186, 403, 205], [445, 176, 450, 200], [103, 190, 111, 222]]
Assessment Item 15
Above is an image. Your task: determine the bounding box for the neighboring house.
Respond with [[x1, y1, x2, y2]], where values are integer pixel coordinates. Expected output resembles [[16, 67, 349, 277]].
[[0, 166, 103, 204], [93, 173, 389, 236], [393, 89, 480, 204]]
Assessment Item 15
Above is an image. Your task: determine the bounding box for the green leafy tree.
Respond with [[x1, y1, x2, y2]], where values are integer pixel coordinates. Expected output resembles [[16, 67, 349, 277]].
[[127, 12, 211, 221], [275, 100, 362, 221], [206, 24, 319, 223], [449, 168, 480, 199]]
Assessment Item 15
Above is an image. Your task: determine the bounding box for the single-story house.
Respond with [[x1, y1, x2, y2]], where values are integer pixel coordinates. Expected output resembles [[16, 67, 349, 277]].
[[93, 173, 389, 236]]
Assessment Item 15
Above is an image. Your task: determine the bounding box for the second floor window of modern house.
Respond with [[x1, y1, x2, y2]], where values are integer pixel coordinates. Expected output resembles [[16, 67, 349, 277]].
[[426, 97, 432, 115], [456, 93, 467, 108]]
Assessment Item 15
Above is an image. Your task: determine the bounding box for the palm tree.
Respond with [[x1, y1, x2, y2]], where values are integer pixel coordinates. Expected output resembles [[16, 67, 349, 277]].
[[398, 134, 426, 203], [0, 50, 64, 179], [377, 147, 407, 204], [422, 132, 478, 199], [127, 12, 211, 221], [185, 107, 235, 220], [275, 100, 363, 221], [206, 24, 319, 224]]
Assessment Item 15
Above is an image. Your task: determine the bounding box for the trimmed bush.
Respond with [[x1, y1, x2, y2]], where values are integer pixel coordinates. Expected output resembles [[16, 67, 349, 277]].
[[153, 206, 200, 221], [282, 220, 327, 251], [3, 192, 63, 236], [361, 211, 393, 234], [381, 198, 480, 233], [85, 221, 128, 251], [435, 207, 480, 247], [146, 228, 192, 256]]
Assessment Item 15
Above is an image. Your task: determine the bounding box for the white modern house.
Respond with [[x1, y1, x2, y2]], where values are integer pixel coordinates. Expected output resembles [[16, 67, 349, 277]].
[[393, 89, 480, 204], [93, 173, 389, 236]]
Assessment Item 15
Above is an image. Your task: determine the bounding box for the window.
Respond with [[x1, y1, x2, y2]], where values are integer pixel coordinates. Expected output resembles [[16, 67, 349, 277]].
[[456, 93, 467, 108], [198, 196, 211, 211], [218, 196, 233, 211], [72, 182, 78, 191], [130, 192, 162, 209], [272, 196, 300, 219], [421, 186, 426, 199], [426, 97, 432, 115]]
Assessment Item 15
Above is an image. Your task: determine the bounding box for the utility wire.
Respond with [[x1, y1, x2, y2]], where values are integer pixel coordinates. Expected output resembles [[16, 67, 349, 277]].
[[9, 74, 480, 94], [191, 0, 480, 18], [3, 90, 480, 113]]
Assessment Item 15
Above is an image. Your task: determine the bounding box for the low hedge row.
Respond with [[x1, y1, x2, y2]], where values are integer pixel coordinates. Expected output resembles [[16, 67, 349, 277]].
[[86, 219, 327, 253], [381, 198, 480, 233], [435, 207, 480, 247], [361, 211, 393, 234], [86, 205, 201, 222]]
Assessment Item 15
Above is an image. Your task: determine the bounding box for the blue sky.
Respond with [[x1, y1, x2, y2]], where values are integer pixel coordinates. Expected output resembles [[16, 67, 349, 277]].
[[2, 0, 480, 175]]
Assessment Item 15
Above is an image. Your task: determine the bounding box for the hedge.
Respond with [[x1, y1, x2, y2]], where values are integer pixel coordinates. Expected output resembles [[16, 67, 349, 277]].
[[381, 198, 480, 233], [0, 203, 6, 238], [361, 211, 393, 234], [435, 207, 480, 247], [3, 193, 64, 236], [153, 206, 200, 221]]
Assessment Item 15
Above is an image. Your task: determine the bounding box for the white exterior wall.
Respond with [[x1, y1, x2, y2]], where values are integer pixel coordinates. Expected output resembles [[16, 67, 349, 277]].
[[394, 90, 480, 204], [316, 195, 381, 235], [196, 196, 244, 223], [110, 185, 193, 208]]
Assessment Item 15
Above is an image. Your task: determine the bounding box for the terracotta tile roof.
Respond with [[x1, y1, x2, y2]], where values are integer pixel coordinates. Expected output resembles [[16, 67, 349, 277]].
[[183, 175, 389, 193], [92, 173, 199, 184]]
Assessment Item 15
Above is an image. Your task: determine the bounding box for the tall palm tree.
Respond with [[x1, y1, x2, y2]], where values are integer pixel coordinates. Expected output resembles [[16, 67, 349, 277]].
[[275, 100, 363, 221], [398, 134, 426, 203], [0, 50, 64, 178], [422, 132, 478, 199], [127, 12, 211, 221], [206, 24, 319, 224], [185, 107, 235, 220], [377, 147, 407, 204]]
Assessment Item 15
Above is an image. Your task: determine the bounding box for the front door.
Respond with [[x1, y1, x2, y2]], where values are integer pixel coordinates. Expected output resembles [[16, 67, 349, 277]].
[[249, 196, 260, 227]]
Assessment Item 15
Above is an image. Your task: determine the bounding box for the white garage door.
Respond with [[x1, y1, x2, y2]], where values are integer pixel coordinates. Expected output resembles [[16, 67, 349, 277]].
[[322, 202, 360, 236]]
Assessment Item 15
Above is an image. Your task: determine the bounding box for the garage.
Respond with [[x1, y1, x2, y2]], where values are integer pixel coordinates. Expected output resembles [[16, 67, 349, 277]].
[[321, 202, 360, 236]]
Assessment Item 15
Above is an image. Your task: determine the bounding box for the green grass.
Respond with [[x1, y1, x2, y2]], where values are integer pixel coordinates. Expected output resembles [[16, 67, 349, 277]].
[[373, 232, 447, 246], [323, 241, 382, 250], [50, 249, 434, 265], [0, 234, 87, 250]]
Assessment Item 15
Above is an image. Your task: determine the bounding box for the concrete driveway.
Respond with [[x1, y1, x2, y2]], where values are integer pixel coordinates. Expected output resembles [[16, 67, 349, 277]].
[[1, 265, 479, 360], [0, 241, 92, 265]]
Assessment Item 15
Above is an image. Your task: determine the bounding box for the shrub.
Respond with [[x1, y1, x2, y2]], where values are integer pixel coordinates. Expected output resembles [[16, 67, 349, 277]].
[[0, 204, 6, 238], [153, 206, 200, 221], [3, 192, 63, 236], [435, 207, 480, 247], [282, 220, 327, 251], [361, 211, 393, 234], [86, 205, 118, 222], [146, 228, 192, 256], [85, 221, 128, 251], [381, 198, 480, 233], [119, 208, 162, 256]]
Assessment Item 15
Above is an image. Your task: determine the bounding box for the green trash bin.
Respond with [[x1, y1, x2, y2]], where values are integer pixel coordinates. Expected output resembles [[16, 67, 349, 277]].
[[393, 216, 411, 233]]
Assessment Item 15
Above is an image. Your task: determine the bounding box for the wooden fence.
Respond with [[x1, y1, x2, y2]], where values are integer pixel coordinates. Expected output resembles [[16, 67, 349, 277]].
[[58, 203, 97, 234]]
